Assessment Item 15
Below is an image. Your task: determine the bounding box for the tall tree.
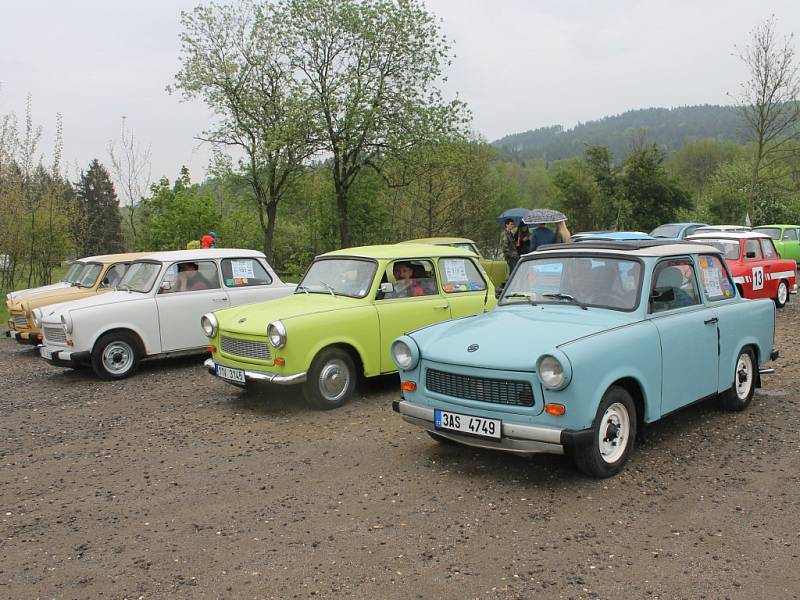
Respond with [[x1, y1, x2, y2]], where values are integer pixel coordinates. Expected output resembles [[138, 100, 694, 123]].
[[73, 159, 125, 256], [281, 0, 469, 247], [733, 16, 800, 221], [108, 117, 152, 246], [171, 1, 318, 261]]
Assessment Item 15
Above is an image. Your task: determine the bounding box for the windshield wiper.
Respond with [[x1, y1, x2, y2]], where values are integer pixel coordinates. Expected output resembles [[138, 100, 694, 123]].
[[295, 284, 310, 295], [320, 281, 337, 297], [542, 293, 587, 310], [503, 292, 537, 305]]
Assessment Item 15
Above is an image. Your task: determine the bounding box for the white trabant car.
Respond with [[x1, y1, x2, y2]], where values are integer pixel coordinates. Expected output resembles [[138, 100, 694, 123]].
[[37, 249, 295, 379]]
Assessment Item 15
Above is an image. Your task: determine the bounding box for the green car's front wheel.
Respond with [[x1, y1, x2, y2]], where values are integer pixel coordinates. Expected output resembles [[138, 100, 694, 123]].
[[303, 347, 357, 410]]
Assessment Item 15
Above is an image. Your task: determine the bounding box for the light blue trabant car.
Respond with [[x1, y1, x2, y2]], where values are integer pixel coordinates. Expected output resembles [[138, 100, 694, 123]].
[[390, 240, 778, 478]]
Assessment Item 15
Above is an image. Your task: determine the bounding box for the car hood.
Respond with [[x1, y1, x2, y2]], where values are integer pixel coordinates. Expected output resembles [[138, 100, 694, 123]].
[[38, 290, 148, 323], [7, 282, 71, 303], [11, 285, 101, 312], [217, 292, 365, 335], [409, 305, 635, 371]]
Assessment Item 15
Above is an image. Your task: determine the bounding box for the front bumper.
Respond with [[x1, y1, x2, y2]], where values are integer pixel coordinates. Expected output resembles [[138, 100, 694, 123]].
[[393, 399, 593, 456], [5, 329, 40, 345], [204, 358, 307, 386], [40, 346, 90, 368]]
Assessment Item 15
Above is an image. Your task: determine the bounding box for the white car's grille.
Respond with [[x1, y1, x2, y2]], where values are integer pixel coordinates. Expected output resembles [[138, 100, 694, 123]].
[[12, 314, 28, 328], [43, 326, 67, 346], [220, 336, 272, 361]]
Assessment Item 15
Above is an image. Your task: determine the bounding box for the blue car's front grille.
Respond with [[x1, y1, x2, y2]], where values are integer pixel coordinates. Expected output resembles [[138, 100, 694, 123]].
[[426, 368, 534, 407]]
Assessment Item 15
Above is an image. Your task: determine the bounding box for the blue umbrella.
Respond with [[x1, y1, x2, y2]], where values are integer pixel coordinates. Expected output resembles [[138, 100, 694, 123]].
[[496, 208, 529, 226]]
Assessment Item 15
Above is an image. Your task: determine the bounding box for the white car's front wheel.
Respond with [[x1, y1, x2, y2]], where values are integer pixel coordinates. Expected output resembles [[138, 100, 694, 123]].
[[92, 332, 141, 380]]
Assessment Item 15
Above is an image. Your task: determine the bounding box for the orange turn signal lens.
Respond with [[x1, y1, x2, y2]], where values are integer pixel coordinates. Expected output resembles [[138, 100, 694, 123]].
[[274, 357, 285, 366], [207, 345, 216, 353], [36, 334, 43, 341], [66, 340, 74, 348], [400, 381, 417, 392], [545, 403, 566, 416]]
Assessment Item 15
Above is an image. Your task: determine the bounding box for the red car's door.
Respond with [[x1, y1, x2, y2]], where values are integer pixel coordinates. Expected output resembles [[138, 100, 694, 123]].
[[742, 238, 771, 299]]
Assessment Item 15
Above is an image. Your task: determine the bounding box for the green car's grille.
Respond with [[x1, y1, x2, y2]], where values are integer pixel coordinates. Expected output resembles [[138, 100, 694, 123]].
[[426, 368, 534, 407], [220, 335, 272, 362]]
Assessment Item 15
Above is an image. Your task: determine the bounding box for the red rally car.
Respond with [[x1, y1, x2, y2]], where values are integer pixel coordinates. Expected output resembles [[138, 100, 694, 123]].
[[688, 231, 798, 307]]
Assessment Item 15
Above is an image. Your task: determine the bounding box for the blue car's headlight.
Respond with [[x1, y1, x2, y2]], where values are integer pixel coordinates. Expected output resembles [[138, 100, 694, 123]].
[[392, 336, 419, 370], [537, 352, 572, 390]]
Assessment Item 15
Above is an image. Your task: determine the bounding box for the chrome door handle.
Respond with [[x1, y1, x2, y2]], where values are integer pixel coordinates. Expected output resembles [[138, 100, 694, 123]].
[[434, 304, 449, 310], [704, 317, 718, 325], [212, 297, 229, 302]]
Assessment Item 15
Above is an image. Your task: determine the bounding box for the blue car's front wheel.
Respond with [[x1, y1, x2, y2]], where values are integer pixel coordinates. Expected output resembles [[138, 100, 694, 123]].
[[573, 386, 637, 478]]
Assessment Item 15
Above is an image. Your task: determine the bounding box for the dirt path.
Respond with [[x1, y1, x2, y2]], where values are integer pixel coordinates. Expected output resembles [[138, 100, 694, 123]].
[[1, 303, 799, 599]]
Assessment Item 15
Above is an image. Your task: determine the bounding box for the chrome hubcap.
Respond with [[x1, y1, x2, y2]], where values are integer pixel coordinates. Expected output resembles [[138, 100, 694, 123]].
[[318, 358, 350, 402], [778, 282, 788, 305], [736, 353, 753, 400], [598, 402, 630, 464], [102, 341, 134, 374]]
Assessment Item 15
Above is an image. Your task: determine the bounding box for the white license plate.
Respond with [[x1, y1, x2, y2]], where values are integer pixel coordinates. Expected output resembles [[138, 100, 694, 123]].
[[216, 364, 246, 384], [40, 347, 53, 360], [434, 409, 501, 439]]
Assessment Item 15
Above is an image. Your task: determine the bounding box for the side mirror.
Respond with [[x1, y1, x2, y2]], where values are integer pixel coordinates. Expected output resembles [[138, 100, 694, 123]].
[[745, 251, 756, 258], [100, 278, 110, 288], [650, 287, 675, 303], [495, 287, 504, 299], [379, 282, 394, 294], [159, 280, 172, 292]]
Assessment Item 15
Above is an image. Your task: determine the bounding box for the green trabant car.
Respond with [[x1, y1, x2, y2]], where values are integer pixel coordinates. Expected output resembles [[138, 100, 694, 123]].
[[752, 224, 800, 264], [400, 237, 508, 287], [203, 244, 496, 409]]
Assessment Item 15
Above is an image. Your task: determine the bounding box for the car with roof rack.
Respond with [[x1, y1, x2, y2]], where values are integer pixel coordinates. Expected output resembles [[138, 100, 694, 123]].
[[37, 249, 293, 379], [390, 239, 778, 478], [6, 252, 150, 345], [687, 231, 797, 307], [203, 244, 496, 410]]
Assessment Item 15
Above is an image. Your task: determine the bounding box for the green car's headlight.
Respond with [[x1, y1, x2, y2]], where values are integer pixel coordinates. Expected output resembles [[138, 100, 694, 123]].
[[267, 320, 286, 348], [201, 313, 218, 338], [537, 353, 572, 390], [391, 337, 419, 370]]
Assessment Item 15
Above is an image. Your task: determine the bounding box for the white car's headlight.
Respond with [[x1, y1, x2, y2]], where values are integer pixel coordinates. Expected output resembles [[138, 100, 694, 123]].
[[201, 313, 218, 338], [60, 313, 73, 334], [391, 337, 419, 371], [32, 309, 42, 328], [267, 321, 286, 348], [537, 354, 571, 390]]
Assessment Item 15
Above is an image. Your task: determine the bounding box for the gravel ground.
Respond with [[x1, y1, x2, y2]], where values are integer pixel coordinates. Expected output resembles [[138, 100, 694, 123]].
[[1, 303, 799, 600]]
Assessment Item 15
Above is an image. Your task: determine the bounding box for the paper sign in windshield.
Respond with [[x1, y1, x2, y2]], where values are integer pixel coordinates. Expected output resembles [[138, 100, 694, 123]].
[[231, 260, 255, 279], [444, 259, 468, 282]]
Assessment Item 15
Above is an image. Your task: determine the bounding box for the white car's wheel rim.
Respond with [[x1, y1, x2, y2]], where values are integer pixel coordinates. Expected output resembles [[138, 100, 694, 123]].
[[318, 358, 350, 402], [598, 402, 630, 464], [778, 282, 788, 305], [102, 341, 134, 374], [736, 352, 753, 400]]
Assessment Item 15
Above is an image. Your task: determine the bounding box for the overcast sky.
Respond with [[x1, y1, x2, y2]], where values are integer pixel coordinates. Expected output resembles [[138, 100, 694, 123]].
[[1, 0, 799, 186]]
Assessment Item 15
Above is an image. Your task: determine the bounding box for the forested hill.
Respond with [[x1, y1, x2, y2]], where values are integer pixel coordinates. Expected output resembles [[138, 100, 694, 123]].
[[492, 105, 745, 161]]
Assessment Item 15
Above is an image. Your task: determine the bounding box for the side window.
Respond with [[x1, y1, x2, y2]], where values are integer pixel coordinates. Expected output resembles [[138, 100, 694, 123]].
[[761, 239, 777, 259], [159, 261, 220, 294], [783, 229, 798, 241], [379, 260, 437, 299], [438, 257, 487, 293], [684, 226, 700, 237], [221, 258, 273, 287], [744, 239, 762, 260], [650, 258, 701, 313], [697, 255, 736, 301], [102, 263, 128, 288]]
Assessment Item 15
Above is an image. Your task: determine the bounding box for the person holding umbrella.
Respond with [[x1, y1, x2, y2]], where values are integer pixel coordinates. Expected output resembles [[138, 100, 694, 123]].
[[500, 218, 518, 271]]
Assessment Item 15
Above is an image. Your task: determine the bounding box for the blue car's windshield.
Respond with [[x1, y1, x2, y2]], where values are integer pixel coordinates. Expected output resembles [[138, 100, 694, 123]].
[[650, 224, 683, 238], [502, 255, 643, 311]]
